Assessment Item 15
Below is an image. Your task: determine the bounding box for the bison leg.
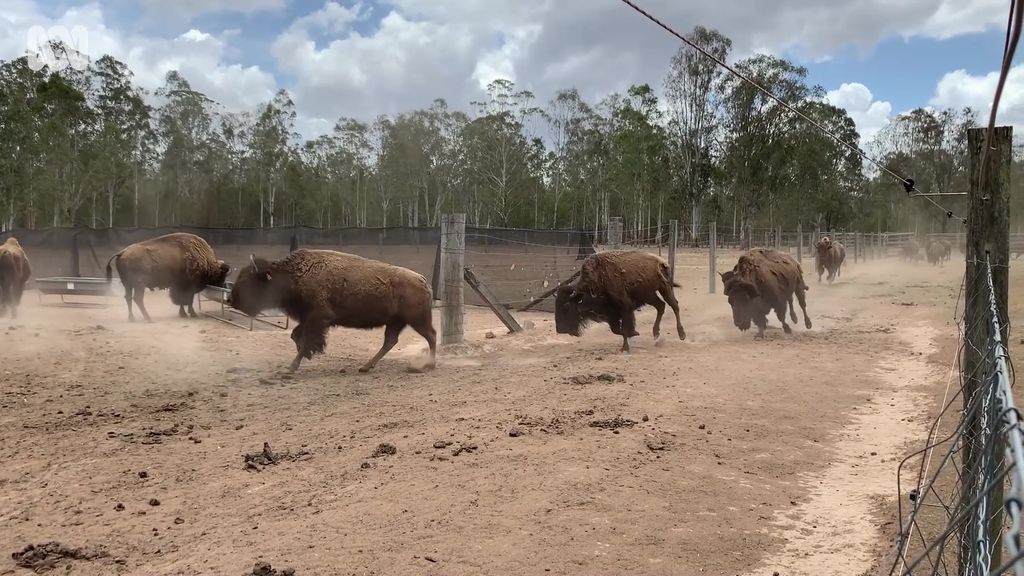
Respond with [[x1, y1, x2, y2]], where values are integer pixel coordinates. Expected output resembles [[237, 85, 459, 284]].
[[410, 316, 437, 370], [178, 305, 188, 318], [787, 295, 798, 323], [775, 306, 792, 335], [360, 320, 406, 373], [122, 284, 136, 322], [657, 283, 686, 341], [619, 307, 638, 352], [753, 316, 768, 340], [132, 286, 153, 323], [187, 300, 199, 318], [650, 297, 665, 340], [287, 319, 330, 372], [795, 286, 812, 330]]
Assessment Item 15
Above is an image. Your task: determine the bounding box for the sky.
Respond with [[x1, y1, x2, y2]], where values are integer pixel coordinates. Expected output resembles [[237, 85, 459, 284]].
[[1, 0, 1019, 145]]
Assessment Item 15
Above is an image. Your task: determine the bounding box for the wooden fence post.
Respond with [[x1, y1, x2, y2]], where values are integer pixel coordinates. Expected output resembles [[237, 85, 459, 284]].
[[708, 221, 717, 294], [608, 217, 623, 249], [668, 219, 678, 283], [440, 214, 465, 345], [796, 223, 803, 263], [962, 125, 1012, 573]]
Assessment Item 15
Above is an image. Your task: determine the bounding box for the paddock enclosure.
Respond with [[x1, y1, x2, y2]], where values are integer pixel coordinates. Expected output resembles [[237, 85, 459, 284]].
[[0, 240, 983, 575]]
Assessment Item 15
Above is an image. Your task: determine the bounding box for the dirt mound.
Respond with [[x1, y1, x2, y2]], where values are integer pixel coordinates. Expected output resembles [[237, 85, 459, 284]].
[[12, 542, 108, 573], [370, 443, 397, 458], [248, 561, 296, 576], [566, 373, 625, 385], [243, 443, 312, 471], [589, 416, 637, 430]]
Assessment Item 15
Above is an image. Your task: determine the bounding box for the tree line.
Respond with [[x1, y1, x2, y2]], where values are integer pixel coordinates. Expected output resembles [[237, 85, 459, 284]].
[[0, 27, 1007, 239]]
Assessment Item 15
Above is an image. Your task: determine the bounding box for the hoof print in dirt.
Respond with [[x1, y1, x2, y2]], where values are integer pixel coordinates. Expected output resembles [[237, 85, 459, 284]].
[[370, 443, 397, 458], [589, 417, 637, 431], [12, 541, 108, 572], [451, 443, 478, 456], [243, 442, 312, 472], [248, 561, 296, 576], [508, 427, 526, 438], [148, 498, 161, 507]]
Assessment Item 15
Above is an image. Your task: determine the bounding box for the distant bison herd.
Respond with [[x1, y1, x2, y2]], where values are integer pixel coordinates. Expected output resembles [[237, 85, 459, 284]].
[[0, 231, 962, 366]]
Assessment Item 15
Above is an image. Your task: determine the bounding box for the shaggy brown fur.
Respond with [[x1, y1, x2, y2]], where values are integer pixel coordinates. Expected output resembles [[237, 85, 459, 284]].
[[901, 239, 922, 262], [721, 248, 812, 339], [814, 236, 846, 284], [228, 249, 437, 373], [927, 240, 946, 266], [554, 250, 685, 352], [0, 237, 32, 319], [106, 232, 230, 322]]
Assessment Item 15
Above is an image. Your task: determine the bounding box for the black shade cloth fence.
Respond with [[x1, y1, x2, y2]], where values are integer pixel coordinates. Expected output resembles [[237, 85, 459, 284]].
[[1, 225, 596, 313]]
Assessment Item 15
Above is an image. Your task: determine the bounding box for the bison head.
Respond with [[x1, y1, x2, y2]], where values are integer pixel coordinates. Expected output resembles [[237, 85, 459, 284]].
[[209, 260, 231, 287], [721, 272, 759, 332], [554, 284, 613, 337], [228, 255, 276, 317], [554, 285, 586, 337]]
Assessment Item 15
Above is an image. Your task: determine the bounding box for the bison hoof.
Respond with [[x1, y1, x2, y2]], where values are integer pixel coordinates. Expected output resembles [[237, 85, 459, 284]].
[[805, 319, 813, 329], [783, 324, 793, 335], [678, 331, 686, 341]]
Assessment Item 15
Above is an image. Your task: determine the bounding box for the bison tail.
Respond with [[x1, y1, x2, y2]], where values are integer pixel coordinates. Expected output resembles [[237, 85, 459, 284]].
[[105, 250, 124, 283]]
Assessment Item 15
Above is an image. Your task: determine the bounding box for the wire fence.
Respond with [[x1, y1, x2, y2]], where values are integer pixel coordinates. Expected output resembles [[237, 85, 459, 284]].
[[888, 258, 1024, 575]]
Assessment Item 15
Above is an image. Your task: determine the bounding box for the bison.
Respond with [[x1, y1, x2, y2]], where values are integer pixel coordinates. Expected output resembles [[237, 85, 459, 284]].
[[228, 249, 437, 373], [814, 236, 846, 283], [106, 232, 230, 322], [926, 240, 946, 266], [0, 237, 32, 319], [721, 248, 812, 339], [901, 239, 922, 262], [939, 239, 953, 263], [554, 250, 685, 352]]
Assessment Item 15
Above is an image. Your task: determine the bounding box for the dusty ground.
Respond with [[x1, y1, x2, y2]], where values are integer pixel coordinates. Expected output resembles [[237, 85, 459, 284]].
[[0, 249, 986, 575]]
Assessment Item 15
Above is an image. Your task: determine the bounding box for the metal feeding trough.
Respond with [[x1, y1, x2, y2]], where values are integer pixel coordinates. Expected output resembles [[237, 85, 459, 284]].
[[35, 277, 114, 307], [197, 281, 289, 331]]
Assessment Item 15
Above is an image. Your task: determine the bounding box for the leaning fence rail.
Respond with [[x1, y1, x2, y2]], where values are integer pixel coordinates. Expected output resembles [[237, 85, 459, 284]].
[[889, 258, 1024, 575]]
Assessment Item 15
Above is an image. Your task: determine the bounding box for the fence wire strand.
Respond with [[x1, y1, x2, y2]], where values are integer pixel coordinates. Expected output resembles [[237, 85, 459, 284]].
[[889, 258, 1024, 576]]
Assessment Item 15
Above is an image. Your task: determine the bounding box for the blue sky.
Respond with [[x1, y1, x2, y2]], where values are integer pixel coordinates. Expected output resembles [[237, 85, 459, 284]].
[[3, 0, 1017, 141]]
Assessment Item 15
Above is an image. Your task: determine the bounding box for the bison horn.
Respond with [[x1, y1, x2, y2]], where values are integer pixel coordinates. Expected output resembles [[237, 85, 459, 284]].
[[249, 254, 258, 271]]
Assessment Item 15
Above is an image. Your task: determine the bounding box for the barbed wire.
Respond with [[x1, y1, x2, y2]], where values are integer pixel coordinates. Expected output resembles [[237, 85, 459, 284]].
[[617, 0, 967, 223]]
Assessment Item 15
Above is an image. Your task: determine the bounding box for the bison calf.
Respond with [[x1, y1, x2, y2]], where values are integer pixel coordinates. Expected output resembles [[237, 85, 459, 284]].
[[106, 232, 230, 322], [228, 249, 437, 373], [555, 250, 685, 352], [721, 248, 812, 339], [0, 237, 32, 319]]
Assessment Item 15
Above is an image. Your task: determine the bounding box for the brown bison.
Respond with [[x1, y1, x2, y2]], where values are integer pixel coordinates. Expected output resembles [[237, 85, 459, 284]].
[[106, 232, 230, 322], [939, 239, 953, 263], [814, 236, 846, 283], [901, 239, 922, 262], [554, 250, 685, 352], [721, 248, 812, 339], [0, 237, 32, 319], [228, 249, 436, 373], [926, 240, 946, 266]]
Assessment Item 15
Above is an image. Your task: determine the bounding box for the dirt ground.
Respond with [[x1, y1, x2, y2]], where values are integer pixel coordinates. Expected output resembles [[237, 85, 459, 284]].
[[0, 249, 997, 575]]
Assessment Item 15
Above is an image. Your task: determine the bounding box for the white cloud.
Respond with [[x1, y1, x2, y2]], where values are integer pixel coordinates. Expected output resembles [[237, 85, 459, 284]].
[[0, 2, 277, 114], [139, 0, 287, 24], [826, 83, 893, 144], [930, 65, 1024, 131]]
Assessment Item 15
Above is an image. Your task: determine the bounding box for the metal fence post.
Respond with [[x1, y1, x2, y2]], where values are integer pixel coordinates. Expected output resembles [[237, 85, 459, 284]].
[[708, 221, 717, 294]]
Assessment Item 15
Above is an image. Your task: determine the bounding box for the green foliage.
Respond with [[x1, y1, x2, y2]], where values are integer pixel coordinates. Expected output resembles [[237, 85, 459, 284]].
[[0, 33, 997, 233]]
